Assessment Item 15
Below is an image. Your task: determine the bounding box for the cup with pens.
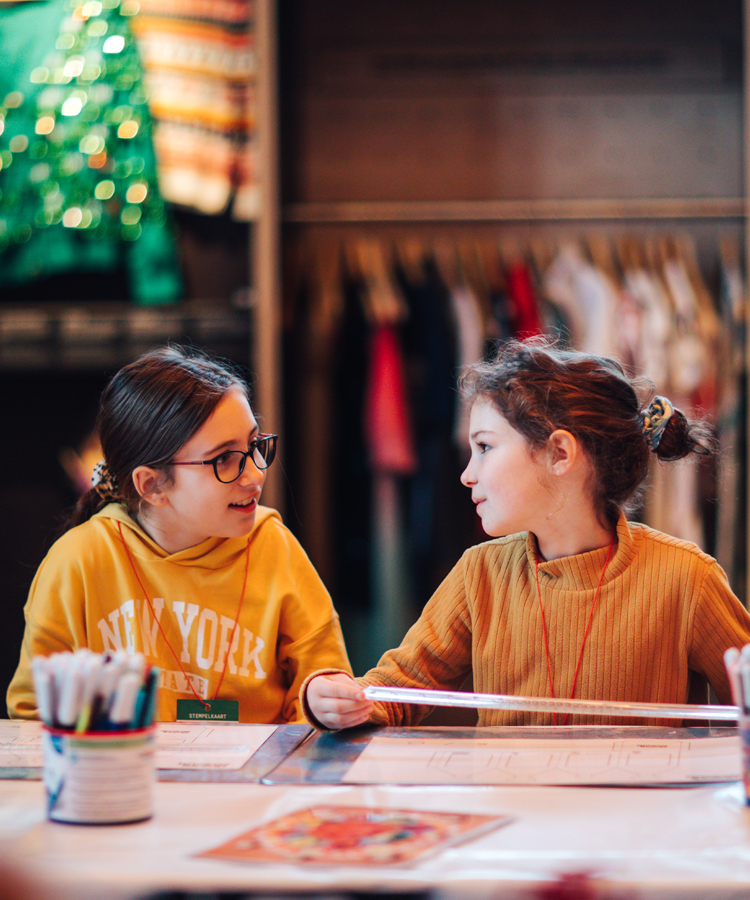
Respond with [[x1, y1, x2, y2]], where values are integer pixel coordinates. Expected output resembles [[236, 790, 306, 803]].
[[724, 646, 750, 805], [33, 649, 160, 824]]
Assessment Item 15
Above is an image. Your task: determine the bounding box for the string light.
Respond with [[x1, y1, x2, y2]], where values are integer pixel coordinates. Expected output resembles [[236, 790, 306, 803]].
[[0, 0, 169, 254]]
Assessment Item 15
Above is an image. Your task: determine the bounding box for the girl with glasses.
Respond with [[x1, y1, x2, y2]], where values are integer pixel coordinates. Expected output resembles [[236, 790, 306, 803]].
[[7, 345, 351, 724], [303, 338, 750, 730]]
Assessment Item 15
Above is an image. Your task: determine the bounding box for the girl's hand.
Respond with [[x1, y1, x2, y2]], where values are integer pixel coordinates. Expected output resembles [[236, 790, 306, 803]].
[[306, 673, 374, 730]]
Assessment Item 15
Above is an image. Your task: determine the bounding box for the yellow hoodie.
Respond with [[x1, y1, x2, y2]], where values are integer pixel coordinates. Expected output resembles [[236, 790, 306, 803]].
[[8, 503, 351, 723]]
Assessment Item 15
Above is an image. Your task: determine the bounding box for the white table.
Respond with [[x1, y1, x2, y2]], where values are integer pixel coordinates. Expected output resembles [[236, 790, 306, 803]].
[[3, 723, 750, 900], [3, 774, 750, 899]]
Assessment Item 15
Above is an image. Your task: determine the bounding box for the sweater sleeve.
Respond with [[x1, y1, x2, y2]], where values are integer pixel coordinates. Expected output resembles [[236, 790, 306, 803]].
[[274, 527, 353, 724], [6, 536, 87, 719], [689, 559, 750, 705], [6, 638, 38, 720], [354, 552, 475, 727]]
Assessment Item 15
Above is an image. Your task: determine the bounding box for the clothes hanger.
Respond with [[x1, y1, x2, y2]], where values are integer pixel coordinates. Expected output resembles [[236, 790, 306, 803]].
[[497, 233, 525, 269], [394, 235, 427, 286], [432, 237, 462, 293], [615, 235, 644, 273], [672, 233, 721, 342], [457, 238, 489, 298], [586, 233, 621, 285], [719, 233, 740, 270], [456, 238, 493, 331], [352, 236, 408, 326], [643, 237, 676, 312], [527, 234, 555, 276], [310, 236, 346, 331], [477, 234, 507, 297]]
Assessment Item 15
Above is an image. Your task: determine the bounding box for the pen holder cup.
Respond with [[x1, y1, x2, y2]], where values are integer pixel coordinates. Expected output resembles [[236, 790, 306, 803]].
[[740, 716, 750, 805], [42, 725, 156, 824]]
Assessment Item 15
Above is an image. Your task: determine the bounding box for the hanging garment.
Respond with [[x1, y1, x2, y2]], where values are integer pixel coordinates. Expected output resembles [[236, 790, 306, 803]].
[[658, 245, 721, 550], [543, 243, 619, 357], [0, 0, 182, 304], [130, 0, 257, 218], [329, 274, 373, 611], [714, 243, 746, 599], [505, 259, 543, 338], [364, 323, 417, 475], [396, 252, 473, 607], [448, 282, 485, 447], [621, 264, 674, 391], [363, 323, 418, 650]]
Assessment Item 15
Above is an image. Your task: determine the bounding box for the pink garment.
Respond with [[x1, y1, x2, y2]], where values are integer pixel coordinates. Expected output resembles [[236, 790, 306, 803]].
[[364, 324, 418, 475]]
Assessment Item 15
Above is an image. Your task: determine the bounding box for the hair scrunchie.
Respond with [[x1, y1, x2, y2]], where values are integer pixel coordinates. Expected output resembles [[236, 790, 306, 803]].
[[642, 396, 674, 451], [91, 460, 120, 502]]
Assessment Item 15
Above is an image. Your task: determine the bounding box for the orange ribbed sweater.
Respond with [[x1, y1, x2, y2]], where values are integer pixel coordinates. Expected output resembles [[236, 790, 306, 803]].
[[356, 516, 750, 727]]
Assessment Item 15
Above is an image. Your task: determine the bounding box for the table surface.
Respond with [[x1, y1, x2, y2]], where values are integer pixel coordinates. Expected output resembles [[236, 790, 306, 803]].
[[2, 725, 750, 900]]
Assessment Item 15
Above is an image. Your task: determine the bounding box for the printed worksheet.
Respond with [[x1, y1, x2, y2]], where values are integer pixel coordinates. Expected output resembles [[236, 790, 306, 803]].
[[342, 734, 743, 786], [0, 720, 42, 767], [156, 723, 276, 770], [0, 720, 277, 771]]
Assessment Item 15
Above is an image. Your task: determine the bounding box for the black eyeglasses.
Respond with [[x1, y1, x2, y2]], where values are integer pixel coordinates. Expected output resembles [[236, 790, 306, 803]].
[[170, 433, 278, 483]]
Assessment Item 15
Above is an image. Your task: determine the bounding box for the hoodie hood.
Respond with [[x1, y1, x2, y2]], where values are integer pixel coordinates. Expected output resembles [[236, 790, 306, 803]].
[[93, 502, 281, 569]]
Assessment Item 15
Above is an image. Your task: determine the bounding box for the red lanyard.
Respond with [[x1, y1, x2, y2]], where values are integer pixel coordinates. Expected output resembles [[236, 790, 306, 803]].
[[118, 521, 250, 711], [535, 531, 615, 726]]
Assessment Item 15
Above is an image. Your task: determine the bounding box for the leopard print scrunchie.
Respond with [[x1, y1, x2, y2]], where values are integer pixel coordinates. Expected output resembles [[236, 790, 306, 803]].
[[91, 460, 120, 502]]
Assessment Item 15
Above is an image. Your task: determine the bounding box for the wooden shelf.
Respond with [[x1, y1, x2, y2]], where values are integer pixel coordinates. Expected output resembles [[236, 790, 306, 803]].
[[0, 301, 252, 372], [284, 197, 746, 224]]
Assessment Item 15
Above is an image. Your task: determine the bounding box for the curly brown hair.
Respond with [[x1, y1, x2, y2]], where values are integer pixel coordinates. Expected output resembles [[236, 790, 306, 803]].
[[459, 338, 715, 526]]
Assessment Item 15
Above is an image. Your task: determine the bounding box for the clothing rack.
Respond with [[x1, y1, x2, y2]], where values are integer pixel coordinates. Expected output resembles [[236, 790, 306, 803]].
[[283, 226, 746, 673], [270, 0, 750, 609]]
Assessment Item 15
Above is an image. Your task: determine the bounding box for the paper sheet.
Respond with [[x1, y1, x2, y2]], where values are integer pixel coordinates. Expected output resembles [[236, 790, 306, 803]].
[[0, 720, 277, 771], [157, 723, 276, 770], [0, 720, 42, 768], [197, 805, 512, 867], [342, 734, 743, 786]]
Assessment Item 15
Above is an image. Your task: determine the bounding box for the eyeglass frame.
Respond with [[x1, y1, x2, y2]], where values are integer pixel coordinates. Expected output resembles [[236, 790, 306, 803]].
[[169, 433, 278, 483]]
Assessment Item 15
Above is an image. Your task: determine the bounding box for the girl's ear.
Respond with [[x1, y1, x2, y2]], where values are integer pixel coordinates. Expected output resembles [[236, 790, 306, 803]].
[[131, 466, 168, 506], [546, 429, 578, 475]]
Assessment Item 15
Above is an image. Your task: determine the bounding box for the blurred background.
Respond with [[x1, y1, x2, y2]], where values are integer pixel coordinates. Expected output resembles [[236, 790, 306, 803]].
[[0, 0, 746, 703]]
